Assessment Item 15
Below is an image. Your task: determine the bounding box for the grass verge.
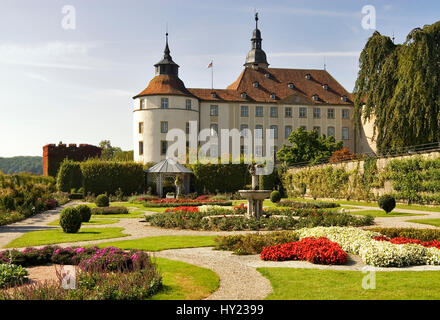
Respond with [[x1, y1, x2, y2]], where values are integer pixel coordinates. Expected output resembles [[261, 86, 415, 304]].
[[97, 235, 216, 251], [47, 218, 119, 226], [4, 227, 129, 248], [150, 257, 219, 300], [258, 268, 440, 300], [405, 218, 440, 227], [349, 210, 425, 218]]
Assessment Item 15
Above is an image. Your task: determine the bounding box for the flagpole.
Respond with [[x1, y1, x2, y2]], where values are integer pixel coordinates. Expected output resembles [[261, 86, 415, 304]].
[[211, 61, 214, 90]]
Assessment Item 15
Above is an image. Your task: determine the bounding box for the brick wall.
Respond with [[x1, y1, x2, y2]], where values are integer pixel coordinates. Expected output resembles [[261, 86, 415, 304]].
[[43, 143, 102, 177]]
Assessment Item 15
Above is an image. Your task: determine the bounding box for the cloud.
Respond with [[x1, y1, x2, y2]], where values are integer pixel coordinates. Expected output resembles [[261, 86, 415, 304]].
[[0, 42, 99, 70], [25, 72, 49, 83], [271, 51, 361, 58]]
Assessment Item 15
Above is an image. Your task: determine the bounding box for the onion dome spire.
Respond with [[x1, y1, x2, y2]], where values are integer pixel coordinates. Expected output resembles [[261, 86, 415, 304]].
[[244, 12, 269, 68]]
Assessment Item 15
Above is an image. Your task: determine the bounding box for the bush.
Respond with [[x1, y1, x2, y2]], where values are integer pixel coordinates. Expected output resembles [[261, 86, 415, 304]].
[[56, 160, 82, 193], [91, 207, 128, 215], [270, 191, 281, 203], [95, 194, 109, 207], [59, 207, 82, 233], [76, 205, 92, 222], [378, 195, 396, 213], [0, 264, 29, 288]]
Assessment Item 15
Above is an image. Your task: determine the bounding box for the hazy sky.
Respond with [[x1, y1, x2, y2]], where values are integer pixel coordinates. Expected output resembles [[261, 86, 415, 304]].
[[1, 0, 439, 157]]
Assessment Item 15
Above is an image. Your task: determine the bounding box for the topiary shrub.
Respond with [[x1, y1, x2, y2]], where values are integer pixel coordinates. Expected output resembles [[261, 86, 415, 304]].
[[59, 207, 82, 233], [378, 195, 396, 213], [95, 194, 109, 207], [76, 204, 92, 222], [270, 190, 281, 203]]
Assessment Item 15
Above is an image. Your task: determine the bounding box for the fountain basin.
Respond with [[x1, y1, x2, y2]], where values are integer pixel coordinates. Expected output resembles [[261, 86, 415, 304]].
[[238, 190, 272, 219]]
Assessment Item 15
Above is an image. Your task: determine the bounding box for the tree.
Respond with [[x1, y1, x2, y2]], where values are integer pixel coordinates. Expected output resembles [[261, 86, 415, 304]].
[[276, 127, 343, 166], [354, 22, 440, 152], [329, 148, 358, 164], [98, 140, 122, 160]]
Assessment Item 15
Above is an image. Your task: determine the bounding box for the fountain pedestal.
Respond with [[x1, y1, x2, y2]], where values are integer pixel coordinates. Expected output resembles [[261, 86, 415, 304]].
[[238, 190, 272, 219]]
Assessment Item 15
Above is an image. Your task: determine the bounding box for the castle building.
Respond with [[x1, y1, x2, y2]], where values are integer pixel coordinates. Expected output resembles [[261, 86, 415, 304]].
[[133, 14, 365, 164]]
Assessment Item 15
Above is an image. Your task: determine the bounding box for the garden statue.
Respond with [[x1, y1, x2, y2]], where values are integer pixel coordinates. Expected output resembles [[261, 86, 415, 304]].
[[175, 174, 184, 198]]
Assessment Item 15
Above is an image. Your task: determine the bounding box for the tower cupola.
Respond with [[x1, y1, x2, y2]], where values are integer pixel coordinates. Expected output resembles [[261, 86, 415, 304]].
[[244, 13, 269, 69], [154, 33, 179, 75]]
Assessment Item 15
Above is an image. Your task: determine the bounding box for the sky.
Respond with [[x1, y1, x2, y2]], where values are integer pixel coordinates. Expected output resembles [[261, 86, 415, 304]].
[[0, 0, 439, 157]]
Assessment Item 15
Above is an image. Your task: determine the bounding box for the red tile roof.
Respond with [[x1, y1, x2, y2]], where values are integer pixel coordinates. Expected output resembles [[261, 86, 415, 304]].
[[134, 74, 194, 98], [190, 67, 353, 105], [135, 67, 353, 105]]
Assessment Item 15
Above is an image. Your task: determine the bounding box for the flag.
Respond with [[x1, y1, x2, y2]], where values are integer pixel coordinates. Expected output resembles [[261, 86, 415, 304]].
[[207, 61, 213, 68]]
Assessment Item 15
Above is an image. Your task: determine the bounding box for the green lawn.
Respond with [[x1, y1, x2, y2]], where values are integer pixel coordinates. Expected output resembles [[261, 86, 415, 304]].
[[96, 235, 216, 251], [4, 227, 129, 248], [47, 218, 119, 226], [406, 218, 440, 227], [150, 257, 219, 300], [348, 210, 425, 218], [288, 197, 440, 212], [258, 268, 440, 300]]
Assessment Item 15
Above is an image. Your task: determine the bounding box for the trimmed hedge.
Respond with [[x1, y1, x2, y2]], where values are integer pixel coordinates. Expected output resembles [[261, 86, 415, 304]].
[[59, 207, 82, 233], [370, 228, 440, 242], [91, 207, 129, 215], [189, 163, 250, 194], [95, 194, 109, 207], [56, 160, 82, 193]]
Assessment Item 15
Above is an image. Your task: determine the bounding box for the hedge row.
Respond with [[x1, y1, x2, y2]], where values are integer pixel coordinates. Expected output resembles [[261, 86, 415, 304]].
[[57, 160, 145, 196]]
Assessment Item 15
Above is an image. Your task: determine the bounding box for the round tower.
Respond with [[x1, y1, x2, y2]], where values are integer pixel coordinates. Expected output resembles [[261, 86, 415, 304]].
[[133, 33, 199, 164]]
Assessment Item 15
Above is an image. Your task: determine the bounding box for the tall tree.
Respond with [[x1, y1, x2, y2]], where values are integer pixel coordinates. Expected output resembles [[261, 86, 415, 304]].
[[276, 127, 343, 166], [354, 22, 440, 152], [98, 140, 122, 160]]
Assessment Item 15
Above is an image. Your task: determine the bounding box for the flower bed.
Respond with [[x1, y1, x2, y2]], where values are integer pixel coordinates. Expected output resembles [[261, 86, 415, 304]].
[[165, 206, 199, 213], [91, 206, 128, 215], [144, 199, 232, 207], [295, 227, 440, 267], [260, 237, 347, 265]]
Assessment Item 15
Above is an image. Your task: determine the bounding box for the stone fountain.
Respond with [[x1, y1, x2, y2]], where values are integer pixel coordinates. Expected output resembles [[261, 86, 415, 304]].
[[239, 164, 272, 219]]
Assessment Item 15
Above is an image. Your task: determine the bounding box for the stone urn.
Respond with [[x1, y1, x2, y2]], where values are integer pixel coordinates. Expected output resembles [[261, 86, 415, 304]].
[[238, 190, 272, 219]]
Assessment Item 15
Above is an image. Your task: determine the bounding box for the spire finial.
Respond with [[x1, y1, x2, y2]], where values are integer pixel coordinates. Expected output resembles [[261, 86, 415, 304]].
[[255, 12, 259, 28]]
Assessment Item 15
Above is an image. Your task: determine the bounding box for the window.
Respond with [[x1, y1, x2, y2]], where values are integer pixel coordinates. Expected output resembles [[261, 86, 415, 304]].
[[186, 122, 190, 134], [265, 73, 270, 78], [285, 107, 292, 118], [139, 141, 143, 156], [270, 125, 278, 139], [313, 126, 321, 135], [160, 121, 168, 133], [285, 125, 292, 139], [241, 92, 247, 99], [255, 145, 263, 157], [323, 84, 329, 90], [305, 74, 311, 80], [327, 108, 335, 119], [299, 107, 307, 118], [140, 99, 146, 110], [241, 106, 249, 117], [313, 108, 321, 119], [341, 95, 348, 102], [288, 83, 294, 89], [300, 125, 307, 130], [256, 106, 264, 117], [270, 94, 276, 100], [342, 127, 349, 140], [240, 124, 249, 137], [210, 105, 218, 116], [185, 99, 191, 110], [327, 126, 335, 137], [270, 107, 278, 118], [160, 141, 167, 155], [138, 122, 144, 134], [161, 98, 168, 109], [253, 81, 259, 88], [255, 124, 263, 139], [240, 145, 249, 155], [342, 109, 349, 119], [313, 95, 319, 101], [210, 123, 218, 135]]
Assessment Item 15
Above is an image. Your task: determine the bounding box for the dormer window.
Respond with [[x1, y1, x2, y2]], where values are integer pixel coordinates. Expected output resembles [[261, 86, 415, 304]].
[[323, 84, 329, 90], [270, 93, 276, 100], [265, 73, 270, 78], [211, 92, 217, 98], [241, 92, 247, 99], [313, 94, 319, 101], [341, 95, 348, 102], [253, 81, 259, 88], [288, 83, 294, 89], [305, 74, 311, 80]]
